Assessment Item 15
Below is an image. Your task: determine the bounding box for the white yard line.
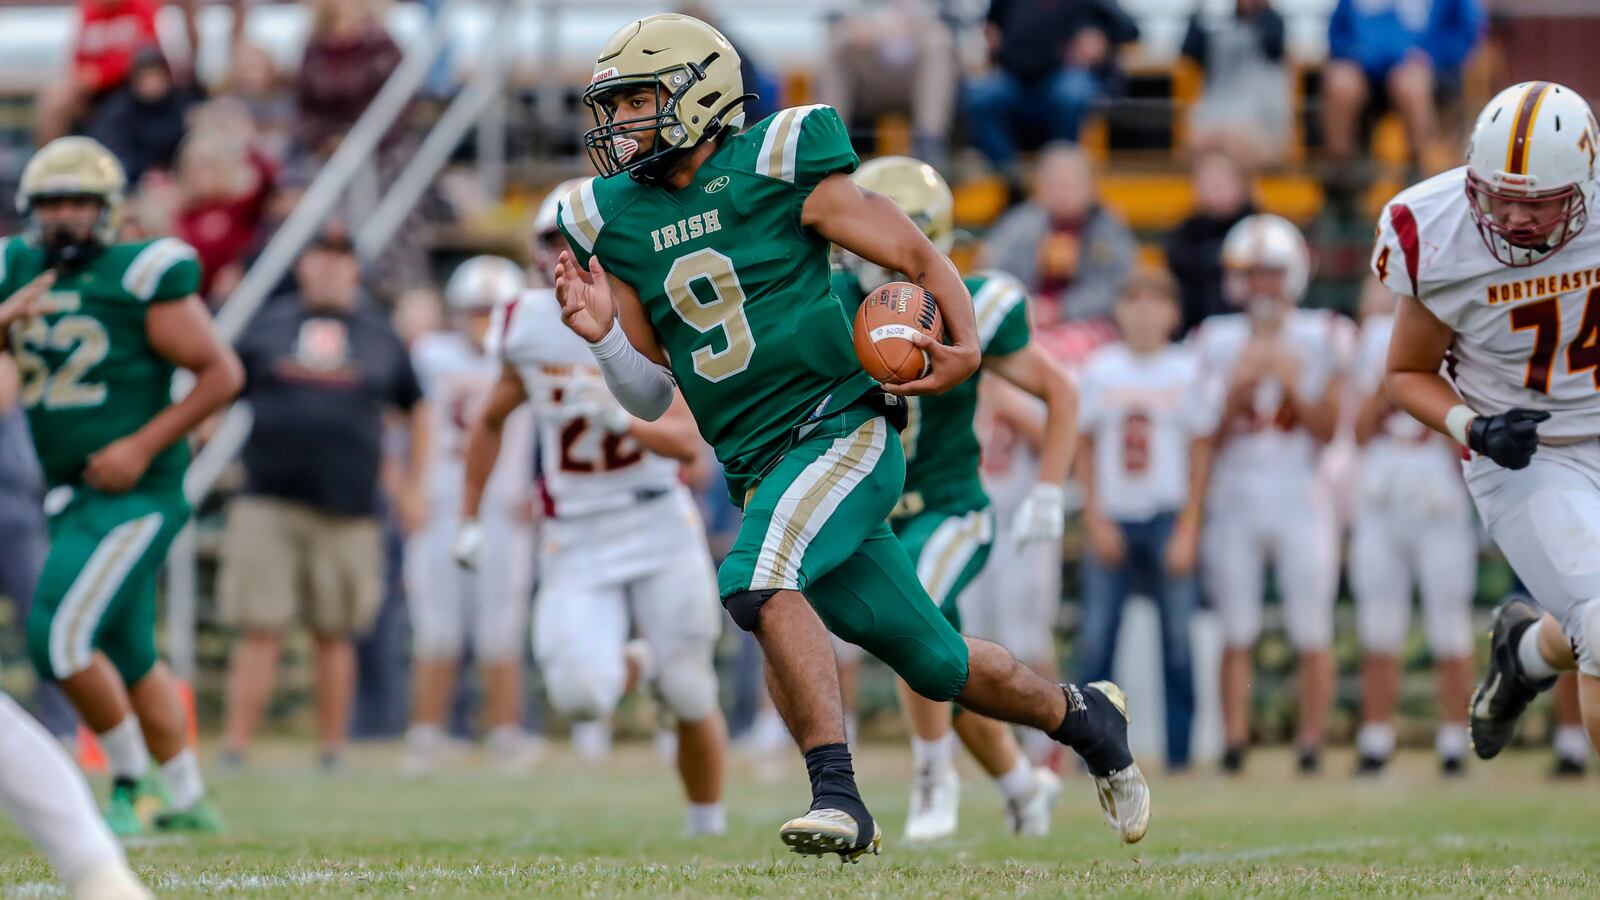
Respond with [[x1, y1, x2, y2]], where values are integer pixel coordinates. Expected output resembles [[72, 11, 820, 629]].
[[10, 864, 515, 896]]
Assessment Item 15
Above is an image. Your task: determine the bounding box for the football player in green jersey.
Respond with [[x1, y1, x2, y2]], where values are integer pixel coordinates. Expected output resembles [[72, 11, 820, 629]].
[[0, 137, 242, 835], [554, 14, 1148, 859], [836, 156, 1078, 841]]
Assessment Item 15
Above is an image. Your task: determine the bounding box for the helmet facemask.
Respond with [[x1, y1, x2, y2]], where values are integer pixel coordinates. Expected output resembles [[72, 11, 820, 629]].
[[1465, 171, 1588, 267], [28, 194, 113, 270]]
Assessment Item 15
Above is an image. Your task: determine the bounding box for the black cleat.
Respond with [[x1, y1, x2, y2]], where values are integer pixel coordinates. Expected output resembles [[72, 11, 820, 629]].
[[1440, 756, 1466, 778], [1355, 754, 1389, 776], [1220, 745, 1246, 775], [1296, 746, 1322, 776], [1470, 598, 1557, 760], [1551, 756, 1587, 779]]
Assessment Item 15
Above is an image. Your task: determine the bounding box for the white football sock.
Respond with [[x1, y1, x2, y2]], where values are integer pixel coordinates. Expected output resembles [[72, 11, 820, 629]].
[[1435, 724, 1469, 761], [911, 733, 955, 771], [98, 716, 151, 782], [686, 802, 726, 836], [1555, 725, 1592, 762], [1518, 623, 1558, 679], [993, 759, 1034, 802], [1357, 723, 1396, 760], [570, 720, 612, 761], [161, 747, 205, 811], [0, 694, 126, 888]]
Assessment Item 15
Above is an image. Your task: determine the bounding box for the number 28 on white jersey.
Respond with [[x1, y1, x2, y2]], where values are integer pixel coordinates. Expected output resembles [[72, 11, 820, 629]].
[[491, 290, 682, 518]]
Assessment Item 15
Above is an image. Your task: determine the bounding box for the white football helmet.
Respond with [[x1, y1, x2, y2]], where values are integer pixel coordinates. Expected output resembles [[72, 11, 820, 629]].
[[1466, 81, 1598, 267], [1221, 213, 1310, 310], [444, 255, 525, 312]]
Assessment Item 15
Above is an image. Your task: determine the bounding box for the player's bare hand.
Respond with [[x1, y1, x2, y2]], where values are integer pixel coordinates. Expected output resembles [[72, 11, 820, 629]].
[[1086, 512, 1125, 566], [554, 250, 616, 343], [84, 435, 154, 494], [394, 484, 429, 536], [0, 271, 55, 329], [1164, 514, 1200, 576], [1268, 347, 1301, 389], [883, 332, 980, 396]]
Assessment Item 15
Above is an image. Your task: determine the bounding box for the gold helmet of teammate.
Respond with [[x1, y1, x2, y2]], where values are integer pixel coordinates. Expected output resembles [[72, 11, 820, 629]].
[[846, 156, 953, 291], [582, 13, 751, 184], [16, 136, 126, 265]]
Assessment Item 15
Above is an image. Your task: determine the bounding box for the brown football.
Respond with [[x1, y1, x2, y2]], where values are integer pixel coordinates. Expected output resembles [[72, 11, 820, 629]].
[[853, 282, 944, 384]]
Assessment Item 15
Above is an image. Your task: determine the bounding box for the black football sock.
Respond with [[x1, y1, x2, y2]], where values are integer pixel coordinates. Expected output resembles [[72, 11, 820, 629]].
[[1048, 683, 1133, 777], [803, 742, 875, 849]]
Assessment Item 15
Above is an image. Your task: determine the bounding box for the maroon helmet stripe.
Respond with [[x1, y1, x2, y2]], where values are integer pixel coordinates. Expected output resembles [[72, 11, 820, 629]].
[[1507, 81, 1552, 175]]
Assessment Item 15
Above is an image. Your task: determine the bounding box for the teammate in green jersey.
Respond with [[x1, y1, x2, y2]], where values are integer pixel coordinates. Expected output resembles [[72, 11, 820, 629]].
[[0, 137, 242, 835], [835, 156, 1078, 842], [554, 14, 1149, 858]]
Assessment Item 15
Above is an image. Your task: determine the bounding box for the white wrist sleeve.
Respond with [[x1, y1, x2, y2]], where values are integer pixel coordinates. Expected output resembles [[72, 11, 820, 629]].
[[587, 325, 676, 421], [1444, 404, 1477, 447]]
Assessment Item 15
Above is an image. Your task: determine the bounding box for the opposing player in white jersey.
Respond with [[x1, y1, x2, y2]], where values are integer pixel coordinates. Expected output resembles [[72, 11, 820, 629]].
[[0, 692, 149, 898], [1349, 279, 1475, 775], [403, 255, 538, 773], [1193, 214, 1348, 775], [459, 181, 728, 835], [1381, 81, 1600, 759]]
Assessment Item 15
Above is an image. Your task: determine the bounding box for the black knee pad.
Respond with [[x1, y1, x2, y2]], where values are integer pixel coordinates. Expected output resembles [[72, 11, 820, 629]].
[[723, 588, 781, 632]]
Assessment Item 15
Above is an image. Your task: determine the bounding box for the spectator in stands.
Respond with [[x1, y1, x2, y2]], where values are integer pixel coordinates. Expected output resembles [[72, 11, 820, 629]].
[[1164, 150, 1256, 334], [218, 225, 427, 770], [35, 0, 198, 142], [679, 2, 781, 123], [1074, 270, 1210, 772], [226, 43, 298, 164], [1181, 0, 1290, 167], [1322, 0, 1484, 182], [979, 143, 1135, 322], [85, 48, 201, 186], [172, 125, 276, 304], [295, 0, 404, 161], [817, 0, 958, 169], [964, 0, 1139, 180]]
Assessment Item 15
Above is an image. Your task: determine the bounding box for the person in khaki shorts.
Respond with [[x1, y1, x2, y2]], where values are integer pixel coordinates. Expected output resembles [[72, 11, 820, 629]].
[[219, 499, 384, 637], [218, 227, 426, 768]]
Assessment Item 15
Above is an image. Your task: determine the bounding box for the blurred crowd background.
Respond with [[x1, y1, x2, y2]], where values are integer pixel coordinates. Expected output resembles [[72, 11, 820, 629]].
[[0, 0, 1596, 770]]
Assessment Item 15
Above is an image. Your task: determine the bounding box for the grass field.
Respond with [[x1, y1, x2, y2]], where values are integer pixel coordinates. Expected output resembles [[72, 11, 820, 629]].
[[2, 740, 1598, 897]]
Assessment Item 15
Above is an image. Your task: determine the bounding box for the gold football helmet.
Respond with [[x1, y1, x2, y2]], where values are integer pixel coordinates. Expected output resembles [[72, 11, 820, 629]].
[[17, 136, 126, 257], [852, 156, 954, 252], [582, 14, 751, 183], [846, 156, 953, 291]]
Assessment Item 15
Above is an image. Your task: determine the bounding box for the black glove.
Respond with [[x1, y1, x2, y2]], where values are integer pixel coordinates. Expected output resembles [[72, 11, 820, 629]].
[[1468, 408, 1550, 470]]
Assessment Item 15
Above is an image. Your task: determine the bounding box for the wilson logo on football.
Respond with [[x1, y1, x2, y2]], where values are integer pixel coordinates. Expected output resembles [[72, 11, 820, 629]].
[[704, 175, 730, 194]]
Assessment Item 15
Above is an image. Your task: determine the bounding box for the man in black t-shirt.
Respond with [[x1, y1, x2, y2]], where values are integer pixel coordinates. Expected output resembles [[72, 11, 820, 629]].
[[218, 228, 428, 768]]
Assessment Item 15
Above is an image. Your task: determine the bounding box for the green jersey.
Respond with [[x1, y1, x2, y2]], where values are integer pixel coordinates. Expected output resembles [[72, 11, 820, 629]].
[[1, 236, 200, 490], [833, 268, 1031, 514], [558, 104, 873, 501]]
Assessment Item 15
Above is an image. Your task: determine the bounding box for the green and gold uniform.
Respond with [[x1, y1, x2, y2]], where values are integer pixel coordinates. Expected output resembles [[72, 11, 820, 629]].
[[833, 268, 1032, 629], [558, 104, 969, 699], [2, 236, 198, 684]]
